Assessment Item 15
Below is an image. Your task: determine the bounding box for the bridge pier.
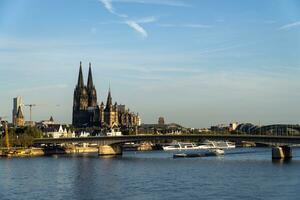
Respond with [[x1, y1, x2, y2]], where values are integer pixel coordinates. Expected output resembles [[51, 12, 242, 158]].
[[98, 145, 122, 156], [272, 146, 292, 160]]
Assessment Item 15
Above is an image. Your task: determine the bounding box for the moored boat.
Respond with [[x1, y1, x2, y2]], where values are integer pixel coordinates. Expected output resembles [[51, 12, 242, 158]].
[[198, 140, 236, 149], [173, 148, 224, 158], [163, 141, 235, 152], [163, 142, 201, 151]]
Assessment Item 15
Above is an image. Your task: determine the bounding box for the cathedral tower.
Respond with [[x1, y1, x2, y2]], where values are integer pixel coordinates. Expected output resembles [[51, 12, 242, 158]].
[[15, 106, 25, 127], [104, 87, 118, 128], [71, 62, 139, 129], [72, 62, 89, 127], [87, 62, 97, 108]]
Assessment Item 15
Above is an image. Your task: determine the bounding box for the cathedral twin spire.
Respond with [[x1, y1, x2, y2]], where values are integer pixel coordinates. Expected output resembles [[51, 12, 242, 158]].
[[77, 62, 94, 89], [73, 62, 138, 128], [75, 61, 113, 109], [75, 62, 97, 109]]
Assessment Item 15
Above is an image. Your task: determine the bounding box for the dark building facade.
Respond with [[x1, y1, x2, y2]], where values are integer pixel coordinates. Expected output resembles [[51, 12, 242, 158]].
[[72, 62, 140, 129]]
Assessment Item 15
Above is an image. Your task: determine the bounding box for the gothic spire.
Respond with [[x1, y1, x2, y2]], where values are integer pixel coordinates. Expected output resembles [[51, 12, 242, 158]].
[[106, 86, 112, 108], [16, 106, 24, 118], [77, 61, 84, 88], [87, 62, 94, 89]]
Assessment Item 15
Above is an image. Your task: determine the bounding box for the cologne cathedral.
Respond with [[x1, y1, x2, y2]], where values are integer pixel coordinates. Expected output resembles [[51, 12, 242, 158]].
[[72, 62, 140, 129]]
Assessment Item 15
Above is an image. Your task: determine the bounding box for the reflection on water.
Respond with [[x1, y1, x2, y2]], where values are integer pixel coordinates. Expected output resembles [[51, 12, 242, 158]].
[[272, 158, 292, 165], [1, 148, 300, 200]]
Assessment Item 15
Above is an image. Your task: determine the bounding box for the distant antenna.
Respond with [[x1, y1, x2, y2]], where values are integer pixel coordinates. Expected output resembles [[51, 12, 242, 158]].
[[25, 104, 37, 126]]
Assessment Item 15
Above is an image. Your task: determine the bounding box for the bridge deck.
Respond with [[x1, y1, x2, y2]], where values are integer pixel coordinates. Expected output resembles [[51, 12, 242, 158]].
[[34, 134, 300, 145]]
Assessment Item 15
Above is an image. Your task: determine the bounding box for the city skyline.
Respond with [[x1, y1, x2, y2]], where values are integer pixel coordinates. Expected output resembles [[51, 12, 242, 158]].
[[1, 0, 300, 127]]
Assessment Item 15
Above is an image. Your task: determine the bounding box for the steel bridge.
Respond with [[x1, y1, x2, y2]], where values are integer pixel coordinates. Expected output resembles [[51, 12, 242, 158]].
[[34, 134, 300, 145], [33, 134, 300, 158]]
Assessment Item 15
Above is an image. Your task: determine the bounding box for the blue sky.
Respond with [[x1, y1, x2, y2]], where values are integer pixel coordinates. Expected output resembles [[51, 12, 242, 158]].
[[0, 0, 300, 127]]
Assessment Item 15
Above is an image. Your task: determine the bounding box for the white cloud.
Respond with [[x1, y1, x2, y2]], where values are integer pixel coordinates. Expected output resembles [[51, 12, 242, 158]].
[[99, 0, 114, 14], [99, 0, 154, 38], [183, 24, 212, 28], [136, 16, 157, 24], [125, 20, 148, 38], [99, 0, 128, 17], [279, 21, 300, 30], [200, 44, 242, 54], [112, 0, 190, 7], [158, 23, 212, 28]]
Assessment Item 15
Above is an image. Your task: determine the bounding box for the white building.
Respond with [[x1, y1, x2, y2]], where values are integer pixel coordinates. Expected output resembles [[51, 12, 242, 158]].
[[78, 131, 90, 137], [106, 129, 122, 136], [230, 122, 239, 131], [137, 115, 141, 126], [44, 124, 75, 138]]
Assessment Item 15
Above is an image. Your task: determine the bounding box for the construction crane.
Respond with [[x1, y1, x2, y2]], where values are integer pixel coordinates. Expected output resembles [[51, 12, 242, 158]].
[[4, 122, 9, 149], [25, 104, 37, 126]]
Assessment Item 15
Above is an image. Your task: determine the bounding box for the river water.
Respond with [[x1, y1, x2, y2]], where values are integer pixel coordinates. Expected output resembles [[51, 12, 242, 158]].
[[1, 148, 300, 200]]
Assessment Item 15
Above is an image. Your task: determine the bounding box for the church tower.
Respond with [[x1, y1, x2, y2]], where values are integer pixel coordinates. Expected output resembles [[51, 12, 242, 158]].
[[104, 87, 118, 128], [87, 62, 97, 108], [72, 62, 89, 127], [15, 106, 25, 127], [105, 87, 113, 111]]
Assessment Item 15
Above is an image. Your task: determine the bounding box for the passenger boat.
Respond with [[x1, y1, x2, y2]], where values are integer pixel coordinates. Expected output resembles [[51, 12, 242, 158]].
[[162, 142, 201, 151], [163, 141, 235, 152], [198, 140, 236, 149], [173, 149, 225, 158]]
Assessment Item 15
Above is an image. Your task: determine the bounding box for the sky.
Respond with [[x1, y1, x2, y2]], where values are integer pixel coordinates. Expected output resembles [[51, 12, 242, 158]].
[[0, 0, 300, 128]]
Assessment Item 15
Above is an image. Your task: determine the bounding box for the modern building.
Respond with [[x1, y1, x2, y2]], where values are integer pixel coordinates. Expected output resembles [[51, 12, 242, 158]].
[[72, 62, 140, 130], [235, 123, 300, 136], [12, 96, 23, 125]]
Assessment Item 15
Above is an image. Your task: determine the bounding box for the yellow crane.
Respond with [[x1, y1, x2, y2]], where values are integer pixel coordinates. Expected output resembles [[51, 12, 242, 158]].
[[4, 122, 9, 149], [0, 117, 10, 149]]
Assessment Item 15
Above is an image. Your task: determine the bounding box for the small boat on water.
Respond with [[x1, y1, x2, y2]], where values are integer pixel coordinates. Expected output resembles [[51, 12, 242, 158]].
[[173, 149, 225, 158]]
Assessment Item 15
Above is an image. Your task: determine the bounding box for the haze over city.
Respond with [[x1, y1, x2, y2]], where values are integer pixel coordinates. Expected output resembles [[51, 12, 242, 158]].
[[1, 0, 300, 127]]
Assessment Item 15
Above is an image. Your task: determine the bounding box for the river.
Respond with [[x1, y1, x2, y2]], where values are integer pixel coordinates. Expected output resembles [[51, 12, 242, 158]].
[[1, 148, 300, 200]]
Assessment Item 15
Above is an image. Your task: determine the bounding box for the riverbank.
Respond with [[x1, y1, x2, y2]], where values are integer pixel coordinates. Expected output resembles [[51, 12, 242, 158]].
[[0, 148, 44, 157]]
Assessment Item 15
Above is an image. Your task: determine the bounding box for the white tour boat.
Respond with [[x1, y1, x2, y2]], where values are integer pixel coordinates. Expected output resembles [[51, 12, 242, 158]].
[[163, 142, 201, 151], [198, 140, 236, 149]]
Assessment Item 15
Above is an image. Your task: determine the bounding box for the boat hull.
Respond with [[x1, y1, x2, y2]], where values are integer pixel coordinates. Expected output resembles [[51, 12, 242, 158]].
[[173, 149, 224, 158]]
